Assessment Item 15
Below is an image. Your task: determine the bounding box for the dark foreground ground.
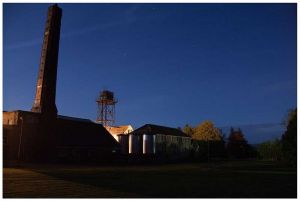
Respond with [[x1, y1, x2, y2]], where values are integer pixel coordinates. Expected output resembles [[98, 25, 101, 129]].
[[3, 160, 297, 198]]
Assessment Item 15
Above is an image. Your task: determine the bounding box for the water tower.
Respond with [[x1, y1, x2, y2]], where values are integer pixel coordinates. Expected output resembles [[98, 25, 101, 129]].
[[96, 90, 117, 127]]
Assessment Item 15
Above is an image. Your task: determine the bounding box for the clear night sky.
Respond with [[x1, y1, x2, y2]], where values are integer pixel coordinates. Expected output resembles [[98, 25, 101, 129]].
[[3, 3, 297, 143]]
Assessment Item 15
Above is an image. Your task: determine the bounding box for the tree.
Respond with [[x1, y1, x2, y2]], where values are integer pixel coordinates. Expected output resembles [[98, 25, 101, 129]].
[[192, 121, 225, 160], [193, 121, 222, 141], [281, 108, 297, 166], [182, 124, 194, 137], [257, 139, 282, 161], [226, 128, 253, 159]]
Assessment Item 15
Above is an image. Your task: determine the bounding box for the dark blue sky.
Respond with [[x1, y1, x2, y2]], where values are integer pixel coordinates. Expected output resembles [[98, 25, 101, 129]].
[[3, 3, 297, 143]]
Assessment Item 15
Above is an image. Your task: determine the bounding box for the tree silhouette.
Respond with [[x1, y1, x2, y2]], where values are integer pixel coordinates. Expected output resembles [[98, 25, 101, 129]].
[[227, 128, 253, 159], [281, 108, 297, 166], [258, 139, 282, 161]]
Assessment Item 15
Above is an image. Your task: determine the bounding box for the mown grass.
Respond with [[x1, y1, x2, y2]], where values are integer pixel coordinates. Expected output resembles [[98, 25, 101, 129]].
[[3, 160, 297, 198]]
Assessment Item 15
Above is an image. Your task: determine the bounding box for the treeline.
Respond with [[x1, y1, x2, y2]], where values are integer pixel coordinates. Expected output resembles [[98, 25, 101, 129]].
[[181, 121, 256, 160], [181, 108, 297, 166], [257, 109, 297, 166]]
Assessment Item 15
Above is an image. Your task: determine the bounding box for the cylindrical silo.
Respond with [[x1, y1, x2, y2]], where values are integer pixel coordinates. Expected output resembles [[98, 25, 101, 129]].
[[143, 134, 156, 154], [129, 134, 140, 154], [119, 135, 129, 154]]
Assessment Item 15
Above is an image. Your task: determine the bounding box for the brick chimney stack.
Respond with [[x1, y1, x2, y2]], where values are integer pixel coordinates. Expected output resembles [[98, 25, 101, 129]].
[[31, 4, 62, 117]]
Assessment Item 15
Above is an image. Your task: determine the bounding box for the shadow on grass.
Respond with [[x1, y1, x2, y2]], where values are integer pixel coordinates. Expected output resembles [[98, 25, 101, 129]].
[[33, 160, 297, 198]]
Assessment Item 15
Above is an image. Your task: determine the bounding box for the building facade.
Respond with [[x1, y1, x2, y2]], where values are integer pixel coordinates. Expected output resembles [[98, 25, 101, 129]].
[[120, 124, 192, 159], [3, 110, 120, 164]]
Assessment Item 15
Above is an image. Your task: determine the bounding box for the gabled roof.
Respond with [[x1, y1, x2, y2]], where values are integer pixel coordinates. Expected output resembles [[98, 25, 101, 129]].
[[105, 125, 133, 135], [131, 124, 190, 137]]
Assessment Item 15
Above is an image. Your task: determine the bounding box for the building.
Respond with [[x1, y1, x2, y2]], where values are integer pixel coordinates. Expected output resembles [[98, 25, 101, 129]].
[[123, 124, 192, 159], [3, 4, 119, 165], [104, 125, 134, 141], [3, 111, 120, 163]]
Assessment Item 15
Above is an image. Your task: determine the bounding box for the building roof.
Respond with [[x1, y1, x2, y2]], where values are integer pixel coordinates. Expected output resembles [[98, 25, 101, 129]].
[[105, 125, 133, 135], [3, 110, 36, 114], [56, 116, 120, 147], [2, 111, 103, 125], [131, 124, 190, 137], [58, 115, 93, 123]]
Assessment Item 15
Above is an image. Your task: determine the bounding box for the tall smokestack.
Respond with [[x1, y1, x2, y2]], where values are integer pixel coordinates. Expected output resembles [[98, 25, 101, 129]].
[[31, 4, 62, 117]]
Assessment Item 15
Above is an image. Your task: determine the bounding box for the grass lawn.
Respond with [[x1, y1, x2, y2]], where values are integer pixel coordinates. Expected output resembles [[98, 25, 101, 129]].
[[3, 160, 297, 198]]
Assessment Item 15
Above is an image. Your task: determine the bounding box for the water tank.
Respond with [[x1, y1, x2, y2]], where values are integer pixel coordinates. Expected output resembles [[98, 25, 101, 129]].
[[129, 134, 140, 154], [143, 134, 156, 154], [100, 90, 114, 102]]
